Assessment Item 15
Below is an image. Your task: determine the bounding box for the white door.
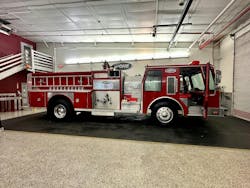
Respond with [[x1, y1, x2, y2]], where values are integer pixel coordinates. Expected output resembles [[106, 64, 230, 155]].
[[21, 82, 29, 107], [233, 30, 250, 121]]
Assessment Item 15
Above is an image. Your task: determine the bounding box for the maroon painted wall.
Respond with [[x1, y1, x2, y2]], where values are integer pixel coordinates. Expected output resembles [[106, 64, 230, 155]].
[[0, 33, 36, 93], [0, 33, 36, 57], [0, 70, 28, 93]]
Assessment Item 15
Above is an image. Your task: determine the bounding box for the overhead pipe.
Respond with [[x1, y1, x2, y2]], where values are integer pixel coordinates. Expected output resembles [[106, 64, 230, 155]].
[[152, 23, 192, 37], [152, 0, 159, 37], [153, 23, 192, 28], [22, 32, 214, 38], [167, 0, 193, 50], [154, 0, 159, 26], [199, 6, 250, 49], [188, 0, 236, 49]]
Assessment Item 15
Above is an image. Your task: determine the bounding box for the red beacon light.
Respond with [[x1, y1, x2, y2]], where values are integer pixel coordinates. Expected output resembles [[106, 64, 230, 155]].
[[190, 60, 200, 65]]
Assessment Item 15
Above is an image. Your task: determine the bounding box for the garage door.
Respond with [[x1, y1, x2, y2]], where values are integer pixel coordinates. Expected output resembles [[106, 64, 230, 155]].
[[233, 30, 250, 121]]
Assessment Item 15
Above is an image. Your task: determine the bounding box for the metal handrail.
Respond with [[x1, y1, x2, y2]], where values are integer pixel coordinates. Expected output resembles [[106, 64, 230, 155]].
[[0, 53, 21, 63], [31, 49, 53, 73]]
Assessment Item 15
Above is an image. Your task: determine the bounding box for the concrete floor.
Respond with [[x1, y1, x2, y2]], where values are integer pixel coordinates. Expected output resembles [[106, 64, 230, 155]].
[[0, 130, 250, 188], [0, 113, 250, 187]]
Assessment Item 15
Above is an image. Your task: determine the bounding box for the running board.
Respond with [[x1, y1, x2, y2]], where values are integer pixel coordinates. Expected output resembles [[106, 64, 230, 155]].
[[91, 110, 115, 116]]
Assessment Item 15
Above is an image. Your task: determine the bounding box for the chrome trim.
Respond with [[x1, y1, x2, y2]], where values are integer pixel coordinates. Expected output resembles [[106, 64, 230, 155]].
[[147, 96, 184, 115], [74, 108, 143, 115], [47, 92, 74, 102]]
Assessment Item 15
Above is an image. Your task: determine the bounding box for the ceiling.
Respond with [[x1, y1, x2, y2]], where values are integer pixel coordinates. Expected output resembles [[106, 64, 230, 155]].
[[0, 0, 249, 45]]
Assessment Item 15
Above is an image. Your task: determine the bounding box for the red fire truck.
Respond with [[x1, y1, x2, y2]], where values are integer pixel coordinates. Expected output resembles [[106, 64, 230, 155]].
[[27, 61, 223, 126]]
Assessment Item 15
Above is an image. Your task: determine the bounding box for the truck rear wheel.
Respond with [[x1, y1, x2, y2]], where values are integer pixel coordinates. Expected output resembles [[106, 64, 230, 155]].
[[48, 99, 74, 121], [152, 102, 177, 126]]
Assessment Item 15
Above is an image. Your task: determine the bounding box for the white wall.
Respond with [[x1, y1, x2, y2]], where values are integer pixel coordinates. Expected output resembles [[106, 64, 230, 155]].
[[37, 42, 213, 76], [219, 36, 234, 93]]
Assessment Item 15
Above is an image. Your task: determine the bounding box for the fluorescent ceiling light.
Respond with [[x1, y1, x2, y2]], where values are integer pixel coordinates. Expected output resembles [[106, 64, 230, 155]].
[[65, 50, 190, 64]]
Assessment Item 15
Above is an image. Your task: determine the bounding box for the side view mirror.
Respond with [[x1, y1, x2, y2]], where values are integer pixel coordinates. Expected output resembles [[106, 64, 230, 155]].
[[215, 70, 221, 85]]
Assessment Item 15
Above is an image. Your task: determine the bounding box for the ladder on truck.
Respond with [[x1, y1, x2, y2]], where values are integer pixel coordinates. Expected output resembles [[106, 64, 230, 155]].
[[29, 74, 93, 91]]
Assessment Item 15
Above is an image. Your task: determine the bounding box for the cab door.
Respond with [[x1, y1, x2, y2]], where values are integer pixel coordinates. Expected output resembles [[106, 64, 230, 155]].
[[204, 63, 221, 117], [203, 63, 210, 118], [142, 69, 164, 113], [142, 68, 179, 113]]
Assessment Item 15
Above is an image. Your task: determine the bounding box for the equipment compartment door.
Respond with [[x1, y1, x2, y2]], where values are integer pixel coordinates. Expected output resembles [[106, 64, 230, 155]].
[[92, 79, 121, 110]]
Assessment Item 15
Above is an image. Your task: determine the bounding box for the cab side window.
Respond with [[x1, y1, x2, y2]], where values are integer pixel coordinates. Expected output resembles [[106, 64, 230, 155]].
[[144, 70, 162, 91]]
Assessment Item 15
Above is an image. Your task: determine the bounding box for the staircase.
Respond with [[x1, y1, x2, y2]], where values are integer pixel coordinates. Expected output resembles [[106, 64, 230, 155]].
[[0, 53, 23, 80], [0, 50, 54, 80], [0, 50, 54, 112]]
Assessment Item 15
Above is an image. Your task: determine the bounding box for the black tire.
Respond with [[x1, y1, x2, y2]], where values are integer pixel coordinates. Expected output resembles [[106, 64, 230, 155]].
[[47, 99, 74, 121], [151, 102, 177, 126]]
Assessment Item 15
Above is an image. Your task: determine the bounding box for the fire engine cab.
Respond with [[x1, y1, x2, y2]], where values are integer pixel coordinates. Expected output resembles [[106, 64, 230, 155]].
[[27, 61, 223, 126]]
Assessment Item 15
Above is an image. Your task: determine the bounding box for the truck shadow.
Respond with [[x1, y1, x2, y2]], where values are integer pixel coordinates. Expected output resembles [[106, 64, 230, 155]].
[[2, 112, 250, 149]]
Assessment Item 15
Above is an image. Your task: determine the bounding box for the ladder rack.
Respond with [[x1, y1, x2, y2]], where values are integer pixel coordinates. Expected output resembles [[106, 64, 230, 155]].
[[30, 74, 93, 91]]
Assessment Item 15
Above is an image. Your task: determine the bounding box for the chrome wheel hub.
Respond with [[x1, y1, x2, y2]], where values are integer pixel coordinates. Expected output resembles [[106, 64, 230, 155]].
[[156, 107, 173, 124], [54, 104, 67, 119]]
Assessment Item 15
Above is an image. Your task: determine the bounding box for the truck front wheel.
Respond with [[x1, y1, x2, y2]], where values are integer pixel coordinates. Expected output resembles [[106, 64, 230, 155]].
[[152, 102, 177, 126], [48, 99, 74, 121]]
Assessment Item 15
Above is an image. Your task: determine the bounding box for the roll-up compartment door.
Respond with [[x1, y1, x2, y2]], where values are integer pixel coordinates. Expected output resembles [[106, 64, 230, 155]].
[[233, 30, 250, 121]]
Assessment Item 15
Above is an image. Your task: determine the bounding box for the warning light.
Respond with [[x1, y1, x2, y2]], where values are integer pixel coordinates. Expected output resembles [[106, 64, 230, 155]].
[[190, 60, 200, 65]]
